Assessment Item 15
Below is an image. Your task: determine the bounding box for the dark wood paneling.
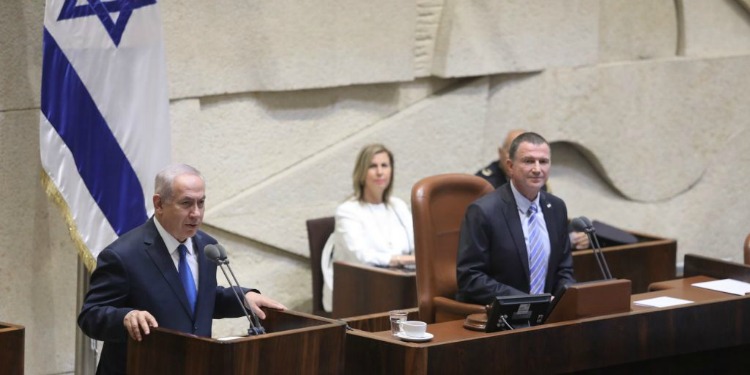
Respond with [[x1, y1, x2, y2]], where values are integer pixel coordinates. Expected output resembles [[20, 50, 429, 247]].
[[345, 283, 750, 374], [573, 234, 676, 293], [332, 261, 417, 318], [127, 309, 346, 375], [684, 253, 750, 282], [0, 322, 24, 375]]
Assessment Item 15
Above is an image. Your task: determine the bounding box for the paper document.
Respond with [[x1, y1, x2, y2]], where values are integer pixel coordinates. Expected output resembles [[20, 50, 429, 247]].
[[633, 296, 693, 308], [692, 279, 750, 296]]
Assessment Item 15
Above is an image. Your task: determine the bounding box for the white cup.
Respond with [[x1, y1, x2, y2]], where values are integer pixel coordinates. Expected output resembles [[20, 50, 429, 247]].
[[401, 320, 427, 338]]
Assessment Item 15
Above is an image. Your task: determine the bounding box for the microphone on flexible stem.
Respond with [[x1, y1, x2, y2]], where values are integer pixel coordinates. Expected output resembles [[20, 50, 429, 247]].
[[216, 244, 265, 334], [205, 244, 265, 335], [579, 217, 613, 280], [571, 217, 613, 280]]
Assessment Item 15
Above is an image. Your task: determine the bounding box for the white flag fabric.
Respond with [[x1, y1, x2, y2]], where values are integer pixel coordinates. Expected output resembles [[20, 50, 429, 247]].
[[40, 0, 170, 270]]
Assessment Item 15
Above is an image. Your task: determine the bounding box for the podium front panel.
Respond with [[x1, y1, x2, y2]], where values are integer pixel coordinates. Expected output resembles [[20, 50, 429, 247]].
[[128, 310, 345, 375]]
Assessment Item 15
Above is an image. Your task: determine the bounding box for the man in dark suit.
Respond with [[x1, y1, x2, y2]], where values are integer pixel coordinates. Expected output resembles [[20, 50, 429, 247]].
[[457, 132, 575, 305], [78, 164, 286, 375]]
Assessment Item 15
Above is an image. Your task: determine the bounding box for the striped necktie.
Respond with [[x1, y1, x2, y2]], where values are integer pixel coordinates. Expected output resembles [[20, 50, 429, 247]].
[[527, 204, 547, 294], [178, 244, 197, 313]]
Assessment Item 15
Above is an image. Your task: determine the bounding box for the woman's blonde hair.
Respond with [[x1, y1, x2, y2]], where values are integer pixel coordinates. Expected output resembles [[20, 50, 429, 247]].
[[352, 144, 394, 203]]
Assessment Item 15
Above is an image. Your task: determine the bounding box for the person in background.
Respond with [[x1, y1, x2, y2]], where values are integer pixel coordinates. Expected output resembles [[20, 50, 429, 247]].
[[78, 164, 286, 375], [476, 129, 589, 250], [457, 132, 576, 304], [321, 144, 415, 312]]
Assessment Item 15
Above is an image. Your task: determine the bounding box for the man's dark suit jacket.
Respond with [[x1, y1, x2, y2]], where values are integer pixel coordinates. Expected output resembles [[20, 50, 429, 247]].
[[78, 218, 251, 375], [456, 183, 575, 305]]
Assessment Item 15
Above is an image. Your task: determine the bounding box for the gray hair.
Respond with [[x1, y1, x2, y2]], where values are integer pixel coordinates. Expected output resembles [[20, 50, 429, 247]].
[[154, 164, 204, 202]]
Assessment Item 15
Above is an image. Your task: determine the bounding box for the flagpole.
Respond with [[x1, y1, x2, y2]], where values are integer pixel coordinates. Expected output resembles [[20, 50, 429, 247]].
[[75, 257, 97, 374]]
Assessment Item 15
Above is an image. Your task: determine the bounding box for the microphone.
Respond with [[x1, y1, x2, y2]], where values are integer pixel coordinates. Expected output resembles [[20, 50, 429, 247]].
[[573, 216, 613, 280], [579, 217, 594, 231], [570, 217, 589, 233], [205, 244, 265, 335], [216, 243, 227, 261], [216, 244, 265, 334]]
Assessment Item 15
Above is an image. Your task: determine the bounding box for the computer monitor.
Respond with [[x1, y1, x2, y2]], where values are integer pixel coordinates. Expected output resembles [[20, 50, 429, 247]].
[[485, 294, 552, 333]]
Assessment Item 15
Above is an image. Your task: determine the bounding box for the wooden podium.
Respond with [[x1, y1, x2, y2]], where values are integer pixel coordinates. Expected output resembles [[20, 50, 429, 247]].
[[332, 261, 417, 318], [0, 322, 24, 375], [572, 231, 676, 293], [545, 279, 631, 323], [127, 309, 346, 374]]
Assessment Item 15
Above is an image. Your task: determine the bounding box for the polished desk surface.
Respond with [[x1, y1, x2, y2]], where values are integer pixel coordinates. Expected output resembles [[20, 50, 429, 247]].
[[345, 277, 750, 374], [646, 275, 713, 292]]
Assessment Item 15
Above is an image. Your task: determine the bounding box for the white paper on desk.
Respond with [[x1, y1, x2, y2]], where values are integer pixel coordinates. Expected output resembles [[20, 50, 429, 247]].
[[692, 279, 750, 296], [633, 296, 693, 308]]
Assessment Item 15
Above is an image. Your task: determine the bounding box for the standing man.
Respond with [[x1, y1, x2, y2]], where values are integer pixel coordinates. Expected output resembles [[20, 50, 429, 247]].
[[78, 164, 286, 375], [476, 129, 589, 250], [457, 132, 575, 304]]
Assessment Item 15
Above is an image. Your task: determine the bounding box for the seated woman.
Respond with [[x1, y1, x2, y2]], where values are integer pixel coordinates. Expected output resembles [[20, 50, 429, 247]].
[[321, 144, 415, 313]]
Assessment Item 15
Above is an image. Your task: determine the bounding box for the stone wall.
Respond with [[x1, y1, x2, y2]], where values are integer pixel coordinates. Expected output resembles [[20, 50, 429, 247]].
[[2, 1, 749, 372]]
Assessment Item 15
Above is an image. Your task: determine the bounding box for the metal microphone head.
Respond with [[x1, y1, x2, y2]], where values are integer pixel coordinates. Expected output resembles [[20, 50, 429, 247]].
[[570, 217, 588, 233], [204, 244, 222, 264], [217, 243, 229, 263], [580, 216, 595, 232]]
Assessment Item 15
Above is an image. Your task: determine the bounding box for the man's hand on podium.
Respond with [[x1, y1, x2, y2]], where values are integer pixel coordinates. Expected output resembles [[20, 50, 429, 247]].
[[123, 310, 158, 341], [244, 291, 287, 320]]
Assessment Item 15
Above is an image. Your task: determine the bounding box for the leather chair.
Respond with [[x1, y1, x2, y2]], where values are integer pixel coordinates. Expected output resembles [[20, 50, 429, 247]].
[[306, 216, 335, 317], [744, 233, 750, 265], [411, 173, 495, 323]]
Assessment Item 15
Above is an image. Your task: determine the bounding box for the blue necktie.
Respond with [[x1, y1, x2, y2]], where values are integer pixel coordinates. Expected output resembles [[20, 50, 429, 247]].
[[527, 204, 547, 294], [178, 244, 197, 313]]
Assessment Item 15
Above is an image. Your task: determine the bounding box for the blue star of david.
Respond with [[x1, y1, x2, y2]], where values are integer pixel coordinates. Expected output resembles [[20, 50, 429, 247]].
[[58, 0, 157, 46]]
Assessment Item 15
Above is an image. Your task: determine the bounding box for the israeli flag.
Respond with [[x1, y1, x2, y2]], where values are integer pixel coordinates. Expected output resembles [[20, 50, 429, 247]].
[[40, 0, 170, 269]]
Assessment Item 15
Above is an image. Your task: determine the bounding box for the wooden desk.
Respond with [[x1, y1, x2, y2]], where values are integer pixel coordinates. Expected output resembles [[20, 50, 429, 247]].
[[650, 255, 750, 291], [333, 261, 417, 318], [684, 253, 750, 282], [333, 232, 674, 318], [342, 308, 420, 332], [345, 280, 750, 374], [0, 322, 24, 375], [647, 275, 713, 291], [572, 232, 676, 293]]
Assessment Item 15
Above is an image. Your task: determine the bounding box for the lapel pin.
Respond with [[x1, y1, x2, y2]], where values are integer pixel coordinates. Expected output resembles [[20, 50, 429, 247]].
[[547, 203, 551, 208]]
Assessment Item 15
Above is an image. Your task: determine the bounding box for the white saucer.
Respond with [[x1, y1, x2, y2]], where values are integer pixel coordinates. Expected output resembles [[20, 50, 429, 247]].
[[395, 331, 433, 342]]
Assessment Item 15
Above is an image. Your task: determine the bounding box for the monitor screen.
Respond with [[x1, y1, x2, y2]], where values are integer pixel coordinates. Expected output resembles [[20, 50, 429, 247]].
[[485, 294, 552, 333]]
